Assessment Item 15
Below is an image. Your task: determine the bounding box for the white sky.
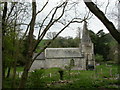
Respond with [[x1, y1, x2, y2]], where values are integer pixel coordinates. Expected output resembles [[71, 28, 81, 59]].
[[19, 0, 118, 39]]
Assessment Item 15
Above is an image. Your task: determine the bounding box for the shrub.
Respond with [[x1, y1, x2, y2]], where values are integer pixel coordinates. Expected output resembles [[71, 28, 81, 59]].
[[26, 69, 45, 88], [4, 77, 20, 88], [95, 54, 104, 63]]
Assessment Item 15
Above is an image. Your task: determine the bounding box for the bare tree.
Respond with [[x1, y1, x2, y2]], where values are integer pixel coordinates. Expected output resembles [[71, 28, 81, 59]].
[[46, 32, 57, 39], [17, 0, 86, 88], [104, 0, 110, 15], [2, 0, 91, 88], [1, 2, 32, 88], [83, 0, 120, 68], [2, 2, 7, 88], [83, 0, 120, 44]]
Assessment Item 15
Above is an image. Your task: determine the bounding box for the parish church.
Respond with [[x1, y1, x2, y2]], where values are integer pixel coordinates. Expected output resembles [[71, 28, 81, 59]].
[[30, 21, 95, 71]]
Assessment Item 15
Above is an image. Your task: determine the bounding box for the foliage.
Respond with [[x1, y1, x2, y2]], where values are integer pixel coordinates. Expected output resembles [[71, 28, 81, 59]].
[[64, 59, 75, 79], [4, 64, 119, 89], [2, 1, 119, 88], [20, 35, 37, 66], [46, 36, 80, 48], [92, 30, 110, 60], [26, 69, 45, 88], [3, 34, 15, 68], [3, 78, 20, 88], [95, 54, 104, 63], [89, 30, 118, 62], [65, 59, 75, 71]]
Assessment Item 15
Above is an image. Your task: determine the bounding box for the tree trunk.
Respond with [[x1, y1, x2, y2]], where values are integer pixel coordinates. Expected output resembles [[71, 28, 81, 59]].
[[84, 1, 120, 70], [6, 67, 11, 78], [18, 58, 33, 89], [84, 1, 120, 44], [2, 2, 7, 88], [2, 2, 7, 36], [11, 8, 18, 88], [11, 61, 17, 88], [18, 1, 36, 89]]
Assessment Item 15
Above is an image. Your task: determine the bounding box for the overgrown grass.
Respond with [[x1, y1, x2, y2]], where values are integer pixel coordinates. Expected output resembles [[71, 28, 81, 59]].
[[4, 67, 24, 88], [26, 64, 119, 89], [5, 67, 24, 75], [4, 64, 119, 89]]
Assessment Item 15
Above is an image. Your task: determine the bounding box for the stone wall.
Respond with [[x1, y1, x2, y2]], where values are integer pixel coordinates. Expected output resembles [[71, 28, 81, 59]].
[[30, 58, 85, 71], [30, 48, 85, 71], [30, 60, 45, 71], [45, 58, 85, 70]]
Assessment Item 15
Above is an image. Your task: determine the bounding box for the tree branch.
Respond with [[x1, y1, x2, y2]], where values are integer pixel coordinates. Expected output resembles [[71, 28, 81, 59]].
[[6, 2, 16, 21], [33, 2, 68, 52], [2, 2, 7, 36], [33, 18, 84, 61], [104, 0, 110, 15], [36, 0, 49, 15], [33, 19, 70, 61], [37, 8, 55, 38], [84, 0, 120, 44]]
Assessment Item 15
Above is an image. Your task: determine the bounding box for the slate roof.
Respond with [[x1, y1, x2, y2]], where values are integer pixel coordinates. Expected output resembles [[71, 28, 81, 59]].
[[45, 48, 83, 59], [33, 52, 45, 60], [34, 48, 84, 60]]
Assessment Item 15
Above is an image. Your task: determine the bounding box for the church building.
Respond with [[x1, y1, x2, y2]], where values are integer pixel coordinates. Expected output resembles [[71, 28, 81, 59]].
[[30, 21, 95, 71]]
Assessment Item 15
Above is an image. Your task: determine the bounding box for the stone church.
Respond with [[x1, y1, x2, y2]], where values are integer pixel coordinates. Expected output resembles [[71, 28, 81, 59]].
[[30, 21, 95, 71]]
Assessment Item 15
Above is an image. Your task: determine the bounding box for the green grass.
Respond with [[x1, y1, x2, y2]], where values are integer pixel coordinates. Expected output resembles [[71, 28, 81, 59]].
[[4, 64, 119, 89], [26, 64, 119, 89], [16, 66, 24, 72], [4, 67, 24, 88], [5, 66, 24, 77]]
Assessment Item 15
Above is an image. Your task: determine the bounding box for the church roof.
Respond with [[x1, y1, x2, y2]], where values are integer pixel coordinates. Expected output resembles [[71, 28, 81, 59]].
[[34, 48, 83, 60], [33, 52, 45, 60], [45, 48, 83, 59]]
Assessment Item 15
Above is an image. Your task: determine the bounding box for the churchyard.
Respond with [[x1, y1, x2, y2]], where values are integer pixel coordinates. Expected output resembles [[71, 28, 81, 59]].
[[4, 63, 119, 89]]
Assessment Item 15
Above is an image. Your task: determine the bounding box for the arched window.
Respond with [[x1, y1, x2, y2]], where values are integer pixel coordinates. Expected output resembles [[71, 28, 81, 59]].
[[70, 59, 75, 67]]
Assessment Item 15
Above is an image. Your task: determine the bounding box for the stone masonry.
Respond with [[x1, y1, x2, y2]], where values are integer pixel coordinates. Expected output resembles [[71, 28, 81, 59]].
[[30, 21, 95, 71]]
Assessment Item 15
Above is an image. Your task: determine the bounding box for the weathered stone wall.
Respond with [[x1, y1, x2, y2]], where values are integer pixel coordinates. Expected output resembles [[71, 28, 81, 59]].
[[30, 60, 45, 71], [45, 58, 85, 70], [80, 42, 95, 66], [81, 43, 94, 54], [30, 58, 85, 71], [30, 48, 86, 71], [44, 48, 84, 69]]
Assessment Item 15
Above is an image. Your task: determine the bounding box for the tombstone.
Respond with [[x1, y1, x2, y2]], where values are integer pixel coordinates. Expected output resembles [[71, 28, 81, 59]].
[[87, 64, 94, 70]]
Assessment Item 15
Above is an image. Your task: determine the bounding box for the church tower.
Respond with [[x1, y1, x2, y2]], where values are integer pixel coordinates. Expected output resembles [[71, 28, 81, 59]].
[[80, 21, 95, 70]]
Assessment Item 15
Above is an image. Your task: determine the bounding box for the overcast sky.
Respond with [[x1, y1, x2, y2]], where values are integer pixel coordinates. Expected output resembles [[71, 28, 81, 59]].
[[19, 0, 118, 39]]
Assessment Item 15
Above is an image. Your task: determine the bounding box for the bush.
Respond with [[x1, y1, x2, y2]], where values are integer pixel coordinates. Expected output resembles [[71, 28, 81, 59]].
[[26, 69, 45, 88], [106, 61, 116, 64], [3, 77, 20, 88], [95, 54, 104, 63]]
